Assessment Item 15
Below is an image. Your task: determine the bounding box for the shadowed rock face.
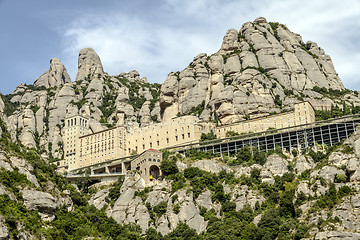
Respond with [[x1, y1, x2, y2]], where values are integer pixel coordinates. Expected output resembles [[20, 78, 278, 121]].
[[75, 48, 104, 82], [34, 58, 71, 88], [159, 17, 345, 121]]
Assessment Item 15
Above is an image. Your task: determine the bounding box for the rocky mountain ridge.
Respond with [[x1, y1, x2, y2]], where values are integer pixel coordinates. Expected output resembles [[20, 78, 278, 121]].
[[0, 16, 360, 239], [159, 17, 357, 122], [1, 48, 161, 160], [1, 17, 360, 160]]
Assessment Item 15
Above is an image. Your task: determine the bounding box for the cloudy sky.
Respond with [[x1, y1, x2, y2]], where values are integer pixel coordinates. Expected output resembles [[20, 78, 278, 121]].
[[0, 0, 359, 94]]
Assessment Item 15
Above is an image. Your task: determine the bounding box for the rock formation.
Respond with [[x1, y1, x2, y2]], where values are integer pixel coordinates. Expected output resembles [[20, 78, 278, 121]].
[[0, 97, 4, 115], [159, 17, 347, 121], [2, 17, 360, 238], [75, 48, 104, 82], [34, 58, 71, 88]]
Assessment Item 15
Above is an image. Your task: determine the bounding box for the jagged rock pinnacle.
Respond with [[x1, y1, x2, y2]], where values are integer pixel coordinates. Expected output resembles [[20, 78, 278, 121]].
[[253, 16, 267, 24], [75, 48, 104, 82], [34, 58, 71, 88]]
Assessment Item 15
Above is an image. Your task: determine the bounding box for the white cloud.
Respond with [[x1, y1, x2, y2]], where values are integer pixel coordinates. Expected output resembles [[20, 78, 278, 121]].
[[61, 0, 360, 89]]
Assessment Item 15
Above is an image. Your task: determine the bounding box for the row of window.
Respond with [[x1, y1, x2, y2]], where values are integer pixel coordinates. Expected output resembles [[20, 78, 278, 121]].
[[128, 133, 191, 154], [136, 158, 161, 168], [67, 118, 88, 127]]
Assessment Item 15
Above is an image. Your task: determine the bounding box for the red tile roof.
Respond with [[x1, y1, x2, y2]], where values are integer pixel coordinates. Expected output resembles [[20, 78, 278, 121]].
[[147, 148, 160, 152]]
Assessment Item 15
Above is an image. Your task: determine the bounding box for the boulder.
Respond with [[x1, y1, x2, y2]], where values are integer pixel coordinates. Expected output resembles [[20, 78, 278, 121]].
[[146, 189, 169, 207], [10, 156, 39, 187], [195, 190, 221, 212], [22, 190, 57, 221], [262, 154, 288, 177], [315, 231, 360, 240], [224, 55, 241, 74], [0, 216, 8, 240], [190, 159, 225, 174], [311, 166, 346, 183], [220, 29, 240, 51], [110, 188, 136, 223], [88, 189, 109, 210], [157, 215, 171, 236], [295, 155, 314, 174]]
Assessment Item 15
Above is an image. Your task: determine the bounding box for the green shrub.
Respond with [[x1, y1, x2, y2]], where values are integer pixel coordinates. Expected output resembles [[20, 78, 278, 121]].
[[107, 176, 125, 204], [225, 131, 239, 137], [167, 172, 186, 193], [218, 170, 239, 185], [171, 194, 178, 203], [334, 173, 347, 183], [200, 130, 217, 142], [153, 201, 167, 217], [134, 187, 153, 202], [173, 204, 180, 214], [274, 94, 282, 107], [188, 100, 205, 117], [160, 159, 179, 176], [232, 146, 252, 165], [298, 169, 311, 181], [184, 167, 202, 179], [308, 149, 326, 163], [185, 148, 216, 160], [0, 194, 41, 238]]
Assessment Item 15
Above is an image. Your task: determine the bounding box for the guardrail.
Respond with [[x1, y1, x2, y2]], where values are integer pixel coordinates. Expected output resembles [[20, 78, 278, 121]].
[[163, 114, 360, 152], [66, 172, 125, 180]]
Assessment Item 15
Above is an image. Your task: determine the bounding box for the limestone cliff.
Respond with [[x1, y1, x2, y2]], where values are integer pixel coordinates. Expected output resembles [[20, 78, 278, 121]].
[[1, 100, 360, 239], [159, 17, 355, 122], [2, 48, 161, 158], [3, 17, 360, 162]]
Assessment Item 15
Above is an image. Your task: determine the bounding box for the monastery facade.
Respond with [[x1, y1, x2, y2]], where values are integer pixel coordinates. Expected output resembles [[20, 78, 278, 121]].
[[59, 101, 315, 171]]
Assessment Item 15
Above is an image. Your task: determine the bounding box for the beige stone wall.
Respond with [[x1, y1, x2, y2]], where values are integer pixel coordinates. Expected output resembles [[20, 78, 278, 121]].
[[64, 116, 202, 170], [215, 102, 315, 138], [126, 116, 203, 154], [131, 149, 162, 184], [63, 115, 89, 170], [78, 126, 127, 168]]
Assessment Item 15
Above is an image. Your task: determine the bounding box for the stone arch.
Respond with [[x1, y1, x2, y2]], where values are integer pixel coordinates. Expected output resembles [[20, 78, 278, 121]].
[[149, 165, 160, 178]]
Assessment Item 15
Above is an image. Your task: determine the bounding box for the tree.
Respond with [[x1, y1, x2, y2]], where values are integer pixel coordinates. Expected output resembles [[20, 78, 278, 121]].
[[253, 148, 266, 165], [274, 94, 282, 107], [250, 168, 261, 184], [234, 146, 252, 164], [160, 159, 179, 176], [226, 131, 239, 137], [200, 130, 217, 142]]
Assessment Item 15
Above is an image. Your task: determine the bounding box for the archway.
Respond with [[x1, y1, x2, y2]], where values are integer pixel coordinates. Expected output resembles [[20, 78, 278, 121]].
[[149, 165, 160, 178]]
